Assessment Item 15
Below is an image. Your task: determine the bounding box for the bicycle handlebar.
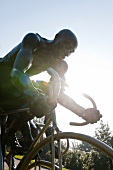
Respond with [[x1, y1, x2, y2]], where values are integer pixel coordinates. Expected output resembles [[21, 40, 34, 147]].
[[70, 93, 97, 126]]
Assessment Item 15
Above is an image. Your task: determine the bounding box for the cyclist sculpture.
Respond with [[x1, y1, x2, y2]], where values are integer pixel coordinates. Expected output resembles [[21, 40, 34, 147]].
[[0, 29, 102, 150]]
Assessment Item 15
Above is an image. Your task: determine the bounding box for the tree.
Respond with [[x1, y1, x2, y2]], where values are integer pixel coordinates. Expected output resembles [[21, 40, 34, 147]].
[[63, 150, 84, 170], [95, 120, 112, 146], [88, 120, 113, 170], [78, 141, 92, 152]]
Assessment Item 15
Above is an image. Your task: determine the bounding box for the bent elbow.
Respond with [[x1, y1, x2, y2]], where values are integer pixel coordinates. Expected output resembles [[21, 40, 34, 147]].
[[10, 68, 18, 84], [10, 68, 23, 88]]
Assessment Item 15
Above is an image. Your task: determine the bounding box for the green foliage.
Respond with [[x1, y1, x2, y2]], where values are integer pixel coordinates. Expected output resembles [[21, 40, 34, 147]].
[[83, 150, 111, 170], [94, 120, 112, 146], [78, 141, 92, 152], [63, 150, 84, 170]]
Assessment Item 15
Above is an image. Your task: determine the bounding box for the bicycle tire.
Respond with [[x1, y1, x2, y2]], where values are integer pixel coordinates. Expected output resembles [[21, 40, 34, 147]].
[[27, 160, 59, 170], [16, 132, 113, 170]]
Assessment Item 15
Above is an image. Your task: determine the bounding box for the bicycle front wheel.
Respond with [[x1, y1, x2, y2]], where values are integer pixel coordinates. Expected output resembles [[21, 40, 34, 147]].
[[16, 132, 113, 170]]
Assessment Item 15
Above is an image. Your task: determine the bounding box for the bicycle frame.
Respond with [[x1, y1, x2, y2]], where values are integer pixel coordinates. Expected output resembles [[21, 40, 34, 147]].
[[16, 110, 63, 170]]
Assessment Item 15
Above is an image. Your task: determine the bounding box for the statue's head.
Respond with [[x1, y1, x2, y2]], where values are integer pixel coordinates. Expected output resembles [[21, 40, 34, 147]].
[[54, 29, 78, 59]]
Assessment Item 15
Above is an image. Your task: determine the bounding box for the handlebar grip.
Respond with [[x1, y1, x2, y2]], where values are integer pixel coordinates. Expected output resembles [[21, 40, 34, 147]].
[[70, 121, 89, 126], [70, 93, 97, 126]]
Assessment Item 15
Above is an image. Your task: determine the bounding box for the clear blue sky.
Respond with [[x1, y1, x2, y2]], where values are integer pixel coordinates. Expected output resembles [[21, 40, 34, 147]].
[[1, 0, 113, 136]]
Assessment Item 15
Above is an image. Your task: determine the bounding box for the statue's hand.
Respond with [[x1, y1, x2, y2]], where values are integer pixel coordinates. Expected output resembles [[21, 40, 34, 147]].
[[81, 108, 102, 124]]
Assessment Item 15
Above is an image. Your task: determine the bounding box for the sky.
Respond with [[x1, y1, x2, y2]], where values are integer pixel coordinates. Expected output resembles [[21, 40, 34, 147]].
[[1, 0, 113, 137]]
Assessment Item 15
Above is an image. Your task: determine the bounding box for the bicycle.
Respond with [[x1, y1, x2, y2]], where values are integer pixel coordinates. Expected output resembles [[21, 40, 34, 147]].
[[15, 94, 113, 170], [0, 68, 113, 170]]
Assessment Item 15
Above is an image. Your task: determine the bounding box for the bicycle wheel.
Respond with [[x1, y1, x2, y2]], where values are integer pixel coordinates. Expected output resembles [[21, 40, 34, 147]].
[[16, 132, 113, 170]]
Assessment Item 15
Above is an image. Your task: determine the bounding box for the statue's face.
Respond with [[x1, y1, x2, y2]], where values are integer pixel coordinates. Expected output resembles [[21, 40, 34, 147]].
[[55, 38, 75, 59]]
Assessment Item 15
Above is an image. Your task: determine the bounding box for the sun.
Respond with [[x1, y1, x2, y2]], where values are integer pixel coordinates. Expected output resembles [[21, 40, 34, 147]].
[[65, 62, 96, 109]]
